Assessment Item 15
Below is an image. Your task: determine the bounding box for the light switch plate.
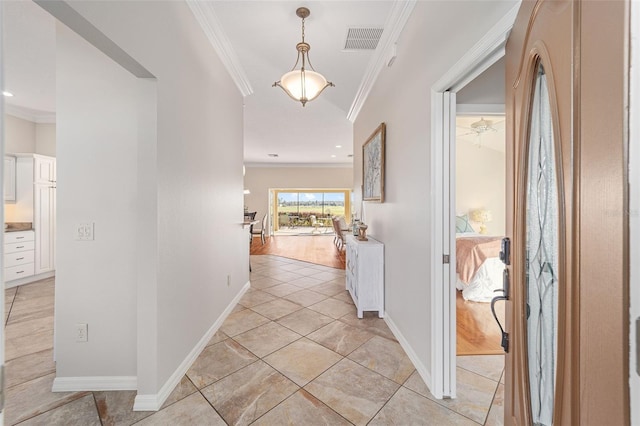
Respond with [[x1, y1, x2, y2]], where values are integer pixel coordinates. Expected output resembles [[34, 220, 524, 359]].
[[76, 222, 94, 241]]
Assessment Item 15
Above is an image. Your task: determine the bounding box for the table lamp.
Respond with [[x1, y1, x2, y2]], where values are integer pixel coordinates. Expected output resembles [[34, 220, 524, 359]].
[[470, 209, 492, 234]]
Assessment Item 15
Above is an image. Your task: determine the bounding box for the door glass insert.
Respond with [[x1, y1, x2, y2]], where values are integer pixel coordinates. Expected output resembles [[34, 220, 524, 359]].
[[525, 63, 559, 426]]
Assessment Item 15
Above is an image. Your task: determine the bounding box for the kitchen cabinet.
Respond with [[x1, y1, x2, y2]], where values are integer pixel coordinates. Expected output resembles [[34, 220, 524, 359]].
[[13, 154, 56, 278], [4, 230, 35, 282], [35, 182, 55, 274], [4, 156, 16, 201], [345, 234, 384, 318], [34, 155, 56, 185]]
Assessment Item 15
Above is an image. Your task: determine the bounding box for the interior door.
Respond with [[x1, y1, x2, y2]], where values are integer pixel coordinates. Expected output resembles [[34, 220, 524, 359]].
[[504, 1, 629, 425]]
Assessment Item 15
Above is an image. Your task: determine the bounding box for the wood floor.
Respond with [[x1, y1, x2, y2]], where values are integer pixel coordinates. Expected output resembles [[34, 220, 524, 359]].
[[250, 234, 502, 355], [456, 291, 505, 355], [250, 235, 346, 269]]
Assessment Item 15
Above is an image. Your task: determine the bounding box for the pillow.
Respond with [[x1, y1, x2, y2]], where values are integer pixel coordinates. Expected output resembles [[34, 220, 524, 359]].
[[455, 214, 475, 233]]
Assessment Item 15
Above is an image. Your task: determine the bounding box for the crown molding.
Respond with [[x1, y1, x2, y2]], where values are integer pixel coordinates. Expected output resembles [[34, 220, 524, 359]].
[[346, 0, 417, 123], [187, 1, 253, 97], [432, 2, 520, 93], [5, 104, 56, 124]]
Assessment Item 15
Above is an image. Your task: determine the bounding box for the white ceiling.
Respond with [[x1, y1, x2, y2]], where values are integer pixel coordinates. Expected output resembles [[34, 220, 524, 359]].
[[3, 0, 56, 121], [209, 1, 394, 165], [3, 1, 513, 163]]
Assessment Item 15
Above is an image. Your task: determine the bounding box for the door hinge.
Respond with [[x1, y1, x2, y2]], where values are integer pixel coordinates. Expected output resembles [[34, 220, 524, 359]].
[[443, 254, 450, 264]]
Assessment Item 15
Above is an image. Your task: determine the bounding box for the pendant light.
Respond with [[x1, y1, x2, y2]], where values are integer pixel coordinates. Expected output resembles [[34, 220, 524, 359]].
[[273, 7, 334, 107]]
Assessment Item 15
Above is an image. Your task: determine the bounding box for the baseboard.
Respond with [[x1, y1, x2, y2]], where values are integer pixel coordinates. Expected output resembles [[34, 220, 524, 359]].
[[133, 280, 251, 411], [5, 270, 55, 288], [384, 312, 433, 394], [52, 376, 137, 392]]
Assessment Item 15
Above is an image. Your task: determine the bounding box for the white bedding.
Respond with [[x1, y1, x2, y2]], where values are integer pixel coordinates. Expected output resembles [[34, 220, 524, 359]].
[[456, 256, 503, 302], [454, 233, 504, 302]]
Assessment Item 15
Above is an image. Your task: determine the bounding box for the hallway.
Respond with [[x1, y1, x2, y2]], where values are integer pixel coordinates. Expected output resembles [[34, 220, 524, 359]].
[[5, 256, 504, 425]]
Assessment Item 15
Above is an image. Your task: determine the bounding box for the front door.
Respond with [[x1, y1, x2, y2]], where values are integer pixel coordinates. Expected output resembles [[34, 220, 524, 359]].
[[504, 0, 629, 424]]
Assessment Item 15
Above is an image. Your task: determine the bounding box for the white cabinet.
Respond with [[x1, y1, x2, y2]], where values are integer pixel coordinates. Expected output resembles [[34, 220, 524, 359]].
[[35, 182, 56, 274], [4, 156, 16, 201], [12, 154, 56, 278], [4, 231, 36, 282], [34, 155, 56, 184], [345, 234, 384, 318]]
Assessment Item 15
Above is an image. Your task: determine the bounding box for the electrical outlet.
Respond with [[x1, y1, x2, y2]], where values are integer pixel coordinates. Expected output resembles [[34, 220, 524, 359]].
[[76, 223, 94, 241], [76, 323, 88, 342], [227, 274, 231, 287]]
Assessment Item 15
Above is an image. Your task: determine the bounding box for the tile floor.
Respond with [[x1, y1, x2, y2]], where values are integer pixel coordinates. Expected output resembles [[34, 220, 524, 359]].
[[5, 255, 504, 425]]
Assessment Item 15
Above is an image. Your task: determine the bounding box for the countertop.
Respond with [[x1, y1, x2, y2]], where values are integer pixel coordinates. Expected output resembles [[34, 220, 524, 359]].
[[4, 222, 33, 232]]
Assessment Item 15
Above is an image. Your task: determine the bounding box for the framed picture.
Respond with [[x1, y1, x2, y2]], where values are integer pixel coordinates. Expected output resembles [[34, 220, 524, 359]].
[[362, 122, 386, 202]]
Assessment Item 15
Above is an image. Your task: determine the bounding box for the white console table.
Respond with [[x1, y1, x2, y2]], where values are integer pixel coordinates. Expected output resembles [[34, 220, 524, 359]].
[[345, 234, 384, 318]]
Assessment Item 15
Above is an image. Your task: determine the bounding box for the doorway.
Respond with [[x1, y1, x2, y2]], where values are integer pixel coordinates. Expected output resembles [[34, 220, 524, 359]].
[[429, 3, 519, 399], [454, 112, 506, 356]]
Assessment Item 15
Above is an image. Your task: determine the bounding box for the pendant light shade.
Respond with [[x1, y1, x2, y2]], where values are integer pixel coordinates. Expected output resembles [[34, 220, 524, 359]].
[[279, 69, 329, 102], [273, 7, 334, 107]]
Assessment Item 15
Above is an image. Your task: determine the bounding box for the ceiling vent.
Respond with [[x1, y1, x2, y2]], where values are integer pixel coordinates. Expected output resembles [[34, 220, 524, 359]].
[[343, 27, 384, 51]]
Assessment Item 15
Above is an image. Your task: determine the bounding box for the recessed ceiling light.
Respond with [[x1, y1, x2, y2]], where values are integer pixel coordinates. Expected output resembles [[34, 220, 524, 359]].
[[268, 153, 279, 157], [2, 91, 14, 97], [331, 155, 337, 158], [335, 145, 342, 148]]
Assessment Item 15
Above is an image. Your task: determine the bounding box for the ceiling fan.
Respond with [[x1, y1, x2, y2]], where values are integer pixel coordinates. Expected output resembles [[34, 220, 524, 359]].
[[456, 117, 504, 147]]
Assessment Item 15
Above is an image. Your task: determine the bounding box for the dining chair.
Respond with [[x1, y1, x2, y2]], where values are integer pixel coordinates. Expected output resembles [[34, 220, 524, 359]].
[[251, 213, 268, 244], [332, 216, 346, 249], [310, 215, 321, 233]]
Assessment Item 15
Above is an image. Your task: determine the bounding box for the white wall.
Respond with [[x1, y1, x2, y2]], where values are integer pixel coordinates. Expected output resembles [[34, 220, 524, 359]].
[[55, 0, 246, 399], [5, 114, 36, 153], [244, 165, 353, 230], [456, 143, 505, 236], [56, 23, 139, 379], [35, 123, 56, 156], [4, 115, 57, 156], [353, 1, 516, 389]]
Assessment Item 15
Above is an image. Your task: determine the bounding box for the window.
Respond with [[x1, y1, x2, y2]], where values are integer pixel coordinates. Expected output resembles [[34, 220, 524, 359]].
[[273, 189, 351, 230]]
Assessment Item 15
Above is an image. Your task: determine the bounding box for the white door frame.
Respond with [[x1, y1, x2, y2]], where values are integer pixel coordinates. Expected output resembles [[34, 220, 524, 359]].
[[0, 3, 5, 422], [629, 1, 639, 424], [429, 4, 519, 399]]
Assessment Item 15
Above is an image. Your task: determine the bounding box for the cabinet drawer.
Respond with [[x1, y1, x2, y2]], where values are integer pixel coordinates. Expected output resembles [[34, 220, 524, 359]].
[[5, 263, 35, 281], [5, 240, 35, 254], [5, 231, 35, 244], [4, 250, 35, 267]]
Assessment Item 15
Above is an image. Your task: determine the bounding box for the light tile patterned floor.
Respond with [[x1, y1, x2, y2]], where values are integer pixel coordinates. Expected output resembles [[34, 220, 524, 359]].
[[5, 255, 505, 425]]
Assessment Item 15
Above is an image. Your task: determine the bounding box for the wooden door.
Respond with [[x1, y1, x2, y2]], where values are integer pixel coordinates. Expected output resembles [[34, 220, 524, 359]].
[[504, 1, 629, 424]]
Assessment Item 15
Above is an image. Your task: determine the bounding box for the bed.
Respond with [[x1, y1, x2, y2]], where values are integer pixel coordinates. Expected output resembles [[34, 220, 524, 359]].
[[455, 234, 504, 302]]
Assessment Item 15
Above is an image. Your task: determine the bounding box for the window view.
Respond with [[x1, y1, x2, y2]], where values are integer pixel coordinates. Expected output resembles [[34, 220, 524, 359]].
[[274, 190, 350, 231]]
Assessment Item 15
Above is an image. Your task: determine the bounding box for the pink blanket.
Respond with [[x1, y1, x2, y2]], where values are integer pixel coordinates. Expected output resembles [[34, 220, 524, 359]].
[[456, 236, 502, 284]]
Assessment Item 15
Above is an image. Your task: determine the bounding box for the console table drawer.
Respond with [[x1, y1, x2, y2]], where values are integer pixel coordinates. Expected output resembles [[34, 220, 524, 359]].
[[345, 235, 384, 318]]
